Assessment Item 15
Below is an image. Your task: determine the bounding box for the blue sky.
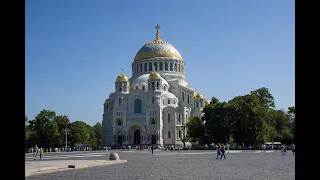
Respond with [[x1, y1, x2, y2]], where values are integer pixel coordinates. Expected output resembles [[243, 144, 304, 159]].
[[26, 0, 295, 126]]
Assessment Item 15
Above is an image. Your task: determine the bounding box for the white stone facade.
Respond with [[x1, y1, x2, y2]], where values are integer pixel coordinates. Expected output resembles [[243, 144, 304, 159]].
[[102, 27, 208, 146]]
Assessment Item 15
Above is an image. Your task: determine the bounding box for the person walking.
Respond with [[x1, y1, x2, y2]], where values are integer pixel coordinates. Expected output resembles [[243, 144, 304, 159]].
[[151, 145, 154, 155], [216, 143, 221, 159], [292, 144, 295, 156], [39, 148, 44, 159], [33, 145, 39, 160], [220, 143, 226, 159]]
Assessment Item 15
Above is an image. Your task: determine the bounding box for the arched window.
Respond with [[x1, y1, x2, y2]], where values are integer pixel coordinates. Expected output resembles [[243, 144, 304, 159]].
[[142, 86, 145, 90], [151, 118, 156, 125], [168, 131, 171, 138], [117, 119, 122, 126], [170, 62, 173, 71], [164, 86, 167, 91], [152, 97, 155, 104], [149, 62, 152, 71], [178, 114, 181, 123], [178, 64, 180, 72], [174, 100, 176, 104], [168, 99, 170, 104], [134, 99, 142, 113], [144, 63, 147, 72], [178, 131, 181, 139], [168, 113, 170, 123], [156, 82, 159, 89], [174, 63, 177, 71], [154, 62, 158, 71], [140, 64, 143, 73], [159, 62, 163, 71], [165, 62, 168, 70], [152, 82, 155, 90]]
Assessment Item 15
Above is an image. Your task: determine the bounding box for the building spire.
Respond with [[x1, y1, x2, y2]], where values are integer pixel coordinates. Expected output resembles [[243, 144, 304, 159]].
[[155, 24, 161, 40], [121, 68, 124, 74]]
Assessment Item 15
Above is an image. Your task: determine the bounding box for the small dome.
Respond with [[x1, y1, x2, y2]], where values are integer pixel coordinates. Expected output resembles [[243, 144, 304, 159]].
[[130, 73, 169, 87], [194, 91, 204, 99], [104, 98, 111, 104], [149, 71, 161, 80], [204, 100, 210, 105], [116, 73, 129, 82]]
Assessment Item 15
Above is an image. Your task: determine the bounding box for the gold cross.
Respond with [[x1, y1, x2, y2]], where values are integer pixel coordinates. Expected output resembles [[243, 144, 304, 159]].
[[155, 24, 160, 32], [121, 69, 123, 73]]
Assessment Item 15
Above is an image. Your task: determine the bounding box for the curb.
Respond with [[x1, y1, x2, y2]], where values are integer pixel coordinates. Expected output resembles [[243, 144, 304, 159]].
[[25, 160, 127, 177]]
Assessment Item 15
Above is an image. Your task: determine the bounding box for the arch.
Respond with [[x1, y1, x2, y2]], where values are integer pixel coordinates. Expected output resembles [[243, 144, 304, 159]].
[[116, 118, 123, 126], [134, 129, 141, 144], [144, 63, 147, 72], [165, 62, 168, 70], [134, 99, 142, 113], [159, 62, 163, 71], [136, 64, 139, 74], [154, 62, 158, 71], [156, 82, 159, 89], [140, 63, 143, 73], [149, 62, 152, 71], [170, 62, 173, 71]]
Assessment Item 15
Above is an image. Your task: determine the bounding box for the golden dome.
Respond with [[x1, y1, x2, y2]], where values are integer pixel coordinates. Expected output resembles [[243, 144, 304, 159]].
[[116, 73, 129, 82], [134, 24, 183, 62], [194, 91, 204, 99], [104, 98, 111, 104], [204, 100, 210, 105], [149, 71, 161, 80]]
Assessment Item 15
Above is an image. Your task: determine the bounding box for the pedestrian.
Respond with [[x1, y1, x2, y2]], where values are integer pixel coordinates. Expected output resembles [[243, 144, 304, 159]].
[[33, 145, 39, 160], [39, 148, 44, 159], [292, 144, 295, 156], [220, 143, 226, 159], [151, 144, 154, 155], [216, 143, 221, 159]]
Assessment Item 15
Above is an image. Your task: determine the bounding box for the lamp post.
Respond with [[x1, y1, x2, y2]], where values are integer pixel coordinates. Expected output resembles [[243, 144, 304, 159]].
[[65, 128, 68, 151]]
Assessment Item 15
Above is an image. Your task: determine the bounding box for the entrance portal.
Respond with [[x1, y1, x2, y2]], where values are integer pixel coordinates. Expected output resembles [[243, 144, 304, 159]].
[[134, 130, 140, 144], [117, 136, 122, 145], [151, 135, 157, 145]]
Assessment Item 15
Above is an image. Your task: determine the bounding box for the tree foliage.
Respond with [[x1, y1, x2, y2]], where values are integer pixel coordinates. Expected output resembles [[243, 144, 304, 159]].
[[25, 109, 101, 148], [187, 87, 295, 146]]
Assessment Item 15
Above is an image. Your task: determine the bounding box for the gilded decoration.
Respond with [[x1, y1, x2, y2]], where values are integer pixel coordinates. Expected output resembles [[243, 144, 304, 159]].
[[105, 98, 111, 104], [116, 118, 123, 126], [194, 91, 204, 100], [150, 117, 157, 125], [204, 100, 210, 105], [116, 73, 129, 82], [149, 71, 161, 80], [134, 24, 183, 61]]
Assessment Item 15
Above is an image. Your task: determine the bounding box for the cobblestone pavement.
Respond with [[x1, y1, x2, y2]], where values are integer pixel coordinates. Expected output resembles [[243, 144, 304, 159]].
[[26, 151, 295, 180]]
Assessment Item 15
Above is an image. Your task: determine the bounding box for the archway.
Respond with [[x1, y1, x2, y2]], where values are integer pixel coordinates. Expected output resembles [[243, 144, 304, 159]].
[[134, 99, 142, 113], [134, 129, 141, 144]]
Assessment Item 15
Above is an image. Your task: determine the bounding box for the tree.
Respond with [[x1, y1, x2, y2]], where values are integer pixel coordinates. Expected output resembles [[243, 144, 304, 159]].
[[93, 122, 102, 145], [203, 101, 234, 144], [210, 96, 219, 105], [69, 121, 97, 147], [28, 109, 57, 148], [54, 115, 70, 146], [185, 116, 206, 143], [229, 93, 269, 145], [250, 87, 275, 108]]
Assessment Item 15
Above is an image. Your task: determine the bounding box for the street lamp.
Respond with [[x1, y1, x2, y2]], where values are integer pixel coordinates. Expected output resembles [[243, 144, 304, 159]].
[[65, 128, 68, 151]]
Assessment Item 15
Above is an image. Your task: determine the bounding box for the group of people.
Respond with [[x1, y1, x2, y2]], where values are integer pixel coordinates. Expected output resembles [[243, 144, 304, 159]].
[[216, 143, 226, 159], [32, 145, 44, 160]]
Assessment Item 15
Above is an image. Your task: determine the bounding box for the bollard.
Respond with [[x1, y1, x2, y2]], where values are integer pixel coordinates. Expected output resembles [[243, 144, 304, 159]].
[[109, 152, 119, 160]]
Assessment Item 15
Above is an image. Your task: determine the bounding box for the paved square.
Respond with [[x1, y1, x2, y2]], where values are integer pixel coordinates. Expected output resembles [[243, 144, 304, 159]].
[[26, 150, 295, 180]]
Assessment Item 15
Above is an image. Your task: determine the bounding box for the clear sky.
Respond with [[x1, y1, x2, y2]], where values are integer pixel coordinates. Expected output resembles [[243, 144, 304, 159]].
[[26, 0, 295, 126]]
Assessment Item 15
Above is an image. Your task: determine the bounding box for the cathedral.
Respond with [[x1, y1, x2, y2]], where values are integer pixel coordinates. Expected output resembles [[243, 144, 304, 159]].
[[102, 25, 209, 147]]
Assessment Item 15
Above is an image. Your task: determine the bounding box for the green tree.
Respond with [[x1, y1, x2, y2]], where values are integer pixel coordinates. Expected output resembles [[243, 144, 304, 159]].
[[54, 115, 70, 146], [69, 121, 97, 147], [203, 101, 234, 144], [250, 87, 275, 108], [93, 122, 102, 145], [28, 109, 58, 147], [185, 116, 206, 143]]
